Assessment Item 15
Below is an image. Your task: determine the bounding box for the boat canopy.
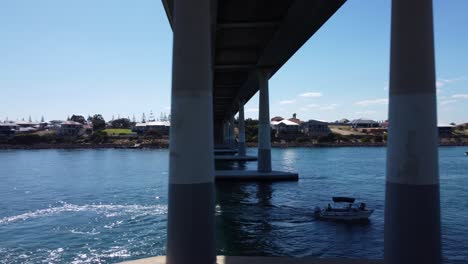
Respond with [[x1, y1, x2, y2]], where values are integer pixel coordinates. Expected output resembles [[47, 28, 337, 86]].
[[332, 197, 355, 203]]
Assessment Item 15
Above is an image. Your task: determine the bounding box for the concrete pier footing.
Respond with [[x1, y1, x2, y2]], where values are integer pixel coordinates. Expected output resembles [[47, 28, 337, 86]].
[[120, 256, 383, 264]]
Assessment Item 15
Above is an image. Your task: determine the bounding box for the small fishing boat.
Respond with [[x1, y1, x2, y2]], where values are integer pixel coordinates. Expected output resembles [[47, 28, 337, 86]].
[[314, 197, 374, 221]]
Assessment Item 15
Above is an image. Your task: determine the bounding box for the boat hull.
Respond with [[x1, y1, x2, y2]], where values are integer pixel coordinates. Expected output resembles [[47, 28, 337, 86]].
[[316, 209, 374, 221]]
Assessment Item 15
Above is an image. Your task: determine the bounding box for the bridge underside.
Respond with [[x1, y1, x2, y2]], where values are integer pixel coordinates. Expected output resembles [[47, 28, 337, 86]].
[[163, 0, 346, 124]]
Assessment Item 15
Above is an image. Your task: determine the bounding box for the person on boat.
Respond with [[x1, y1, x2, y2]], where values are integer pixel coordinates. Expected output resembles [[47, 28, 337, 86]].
[[327, 204, 332, 211], [359, 203, 366, 210]]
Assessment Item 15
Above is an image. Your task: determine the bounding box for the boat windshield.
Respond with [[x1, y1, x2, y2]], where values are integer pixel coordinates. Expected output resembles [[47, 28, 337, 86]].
[[329, 203, 361, 210]]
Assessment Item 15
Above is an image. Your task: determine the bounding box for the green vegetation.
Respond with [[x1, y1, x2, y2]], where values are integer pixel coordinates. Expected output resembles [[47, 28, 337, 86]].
[[103, 129, 133, 136], [91, 114, 106, 131], [110, 118, 132, 129], [88, 131, 109, 143], [70, 115, 86, 124], [245, 118, 259, 143]]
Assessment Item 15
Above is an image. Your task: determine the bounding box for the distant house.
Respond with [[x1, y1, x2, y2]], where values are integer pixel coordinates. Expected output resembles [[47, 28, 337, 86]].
[[271, 119, 300, 140], [438, 124, 454, 138], [39, 122, 49, 130], [48, 120, 64, 130], [0, 123, 19, 137], [16, 121, 39, 129], [339, 118, 350, 124], [380, 120, 389, 129], [333, 118, 351, 126], [271, 116, 284, 122], [59, 121, 84, 136], [18, 127, 38, 134], [350, 118, 380, 128], [13, 121, 39, 134], [133, 121, 170, 135], [301, 119, 331, 137]]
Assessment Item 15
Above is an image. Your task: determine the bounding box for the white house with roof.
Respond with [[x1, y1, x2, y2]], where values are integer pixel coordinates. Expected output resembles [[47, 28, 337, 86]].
[[16, 121, 40, 128], [437, 123, 455, 138], [0, 123, 20, 136], [301, 119, 331, 137], [350, 118, 380, 128], [271, 119, 301, 140], [59, 121, 84, 136], [133, 121, 171, 135]]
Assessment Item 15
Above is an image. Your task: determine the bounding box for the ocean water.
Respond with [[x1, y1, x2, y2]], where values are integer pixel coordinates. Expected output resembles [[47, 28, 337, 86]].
[[0, 147, 466, 263]]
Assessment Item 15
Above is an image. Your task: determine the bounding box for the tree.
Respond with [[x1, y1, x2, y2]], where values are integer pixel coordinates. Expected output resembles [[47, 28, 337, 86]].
[[110, 118, 131, 129], [245, 118, 259, 142], [41, 116, 45, 122], [142, 113, 146, 123], [91, 114, 106, 131], [450, 122, 456, 126], [70, 115, 86, 124]]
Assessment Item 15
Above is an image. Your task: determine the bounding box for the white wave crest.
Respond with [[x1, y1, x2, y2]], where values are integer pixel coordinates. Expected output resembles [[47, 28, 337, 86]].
[[0, 203, 167, 225]]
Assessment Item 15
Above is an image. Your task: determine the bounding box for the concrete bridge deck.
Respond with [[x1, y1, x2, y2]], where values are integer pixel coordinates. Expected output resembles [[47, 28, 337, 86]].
[[120, 256, 383, 264]]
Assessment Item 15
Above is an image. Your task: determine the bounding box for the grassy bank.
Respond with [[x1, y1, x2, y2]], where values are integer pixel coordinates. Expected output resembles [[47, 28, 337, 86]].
[[102, 129, 134, 136]]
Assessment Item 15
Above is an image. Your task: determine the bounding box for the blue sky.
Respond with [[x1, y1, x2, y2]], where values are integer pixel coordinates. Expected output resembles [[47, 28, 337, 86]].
[[1, 0, 467, 124]]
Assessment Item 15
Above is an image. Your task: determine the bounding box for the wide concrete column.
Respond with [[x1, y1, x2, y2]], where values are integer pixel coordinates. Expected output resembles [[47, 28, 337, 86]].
[[238, 99, 246, 156], [385, 1, 441, 264], [167, 0, 215, 263], [257, 70, 272, 172]]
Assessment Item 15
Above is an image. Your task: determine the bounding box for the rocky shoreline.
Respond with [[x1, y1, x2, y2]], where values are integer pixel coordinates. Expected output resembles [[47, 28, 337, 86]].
[[0, 142, 168, 150], [1, 141, 467, 150]]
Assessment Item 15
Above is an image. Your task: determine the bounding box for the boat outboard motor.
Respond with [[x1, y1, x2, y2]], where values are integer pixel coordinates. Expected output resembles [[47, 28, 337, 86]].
[[314, 207, 321, 216]]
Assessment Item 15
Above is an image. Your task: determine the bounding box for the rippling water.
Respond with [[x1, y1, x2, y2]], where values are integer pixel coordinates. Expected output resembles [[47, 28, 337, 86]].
[[0, 147, 467, 263]]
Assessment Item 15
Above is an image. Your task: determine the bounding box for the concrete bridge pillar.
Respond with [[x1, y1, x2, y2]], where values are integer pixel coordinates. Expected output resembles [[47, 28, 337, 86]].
[[166, 0, 216, 263], [385, 0, 441, 264], [238, 99, 246, 156], [257, 69, 272, 173]]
